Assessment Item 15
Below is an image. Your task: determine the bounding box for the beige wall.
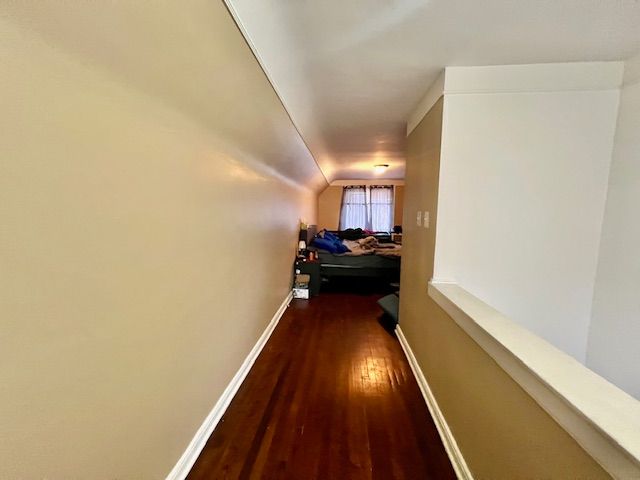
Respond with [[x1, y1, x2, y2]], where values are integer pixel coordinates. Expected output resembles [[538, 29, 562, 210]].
[[317, 182, 404, 230], [317, 185, 343, 230], [399, 98, 608, 479], [393, 185, 404, 227], [0, 3, 322, 479]]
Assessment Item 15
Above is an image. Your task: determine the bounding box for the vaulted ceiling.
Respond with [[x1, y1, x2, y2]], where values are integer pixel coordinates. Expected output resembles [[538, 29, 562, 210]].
[[226, 0, 640, 182]]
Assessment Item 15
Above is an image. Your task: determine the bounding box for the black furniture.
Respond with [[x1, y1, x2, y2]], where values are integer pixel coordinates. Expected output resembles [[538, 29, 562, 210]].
[[308, 228, 401, 290], [316, 251, 400, 282], [294, 258, 321, 296]]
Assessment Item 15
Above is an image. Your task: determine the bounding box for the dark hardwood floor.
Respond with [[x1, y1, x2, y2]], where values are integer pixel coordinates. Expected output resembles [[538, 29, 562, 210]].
[[187, 292, 456, 480]]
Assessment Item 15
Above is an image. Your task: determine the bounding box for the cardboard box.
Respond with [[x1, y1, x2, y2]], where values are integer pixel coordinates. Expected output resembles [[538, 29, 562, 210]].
[[294, 273, 310, 289]]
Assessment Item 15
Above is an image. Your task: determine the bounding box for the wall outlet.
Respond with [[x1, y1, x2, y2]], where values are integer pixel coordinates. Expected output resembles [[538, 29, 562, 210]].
[[416, 210, 422, 226], [424, 211, 430, 228]]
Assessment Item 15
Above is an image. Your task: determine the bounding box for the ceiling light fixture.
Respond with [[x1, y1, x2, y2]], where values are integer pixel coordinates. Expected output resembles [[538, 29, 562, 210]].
[[373, 164, 389, 174]]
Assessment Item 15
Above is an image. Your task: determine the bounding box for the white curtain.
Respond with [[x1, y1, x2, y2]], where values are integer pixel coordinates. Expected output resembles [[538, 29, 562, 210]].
[[339, 186, 367, 230], [339, 186, 393, 232], [369, 186, 393, 232]]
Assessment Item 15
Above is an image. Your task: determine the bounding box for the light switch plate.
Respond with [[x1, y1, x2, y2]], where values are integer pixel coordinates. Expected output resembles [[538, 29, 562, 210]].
[[416, 211, 422, 226], [424, 211, 430, 228]]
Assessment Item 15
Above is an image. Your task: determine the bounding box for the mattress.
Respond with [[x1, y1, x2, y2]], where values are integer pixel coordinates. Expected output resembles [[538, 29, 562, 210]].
[[317, 251, 400, 269]]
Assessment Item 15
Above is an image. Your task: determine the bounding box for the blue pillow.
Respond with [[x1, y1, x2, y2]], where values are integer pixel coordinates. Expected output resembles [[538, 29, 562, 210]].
[[334, 242, 349, 254], [323, 231, 340, 242], [312, 237, 339, 253]]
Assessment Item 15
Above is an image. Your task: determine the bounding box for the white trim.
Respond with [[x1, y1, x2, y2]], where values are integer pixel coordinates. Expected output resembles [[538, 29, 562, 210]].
[[396, 326, 473, 480], [166, 292, 293, 480], [406, 70, 445, 136], [443, 62, 624, 95], [428, 281, 640, 479], [407, 62, 625, 137]]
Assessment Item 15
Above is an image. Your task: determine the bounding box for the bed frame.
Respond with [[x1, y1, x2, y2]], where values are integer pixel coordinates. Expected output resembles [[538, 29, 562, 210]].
[[316, 252, 400, 282]]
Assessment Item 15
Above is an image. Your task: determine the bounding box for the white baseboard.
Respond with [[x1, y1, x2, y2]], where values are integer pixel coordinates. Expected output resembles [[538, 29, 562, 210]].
[[396, 325, 473, 480], [166, 292, 293, 480]]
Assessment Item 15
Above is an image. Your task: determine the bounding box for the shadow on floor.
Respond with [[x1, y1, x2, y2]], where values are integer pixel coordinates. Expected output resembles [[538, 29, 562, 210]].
[[320, 276, 397, 295], [377, 313, 398, 337]]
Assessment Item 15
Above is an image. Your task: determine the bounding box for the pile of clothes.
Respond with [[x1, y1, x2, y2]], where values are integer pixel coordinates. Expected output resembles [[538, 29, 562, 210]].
[[342, 236, 379, 255], [311, 230, 349, 254], [311, 230, 401, 257]]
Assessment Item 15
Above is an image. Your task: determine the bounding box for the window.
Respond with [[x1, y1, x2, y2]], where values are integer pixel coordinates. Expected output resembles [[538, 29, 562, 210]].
[[369, 186, 393, 232], [339, 185, 393, 232], [339, 186, 367, 230]]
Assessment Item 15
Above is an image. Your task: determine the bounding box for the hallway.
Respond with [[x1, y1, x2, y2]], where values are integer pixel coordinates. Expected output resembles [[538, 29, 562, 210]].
[[187, 293, 455, 479]]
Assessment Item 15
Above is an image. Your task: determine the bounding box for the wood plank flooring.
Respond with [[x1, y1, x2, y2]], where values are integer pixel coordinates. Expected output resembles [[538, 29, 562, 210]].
[[187, 292, 456, 479]]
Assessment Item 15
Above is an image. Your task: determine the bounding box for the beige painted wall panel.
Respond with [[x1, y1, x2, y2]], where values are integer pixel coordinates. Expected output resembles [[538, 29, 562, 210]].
[[399, 98, 609, 479], [0, 4, 318, 479], [393, 185, 404, 227], [317, 185, 343, 230]]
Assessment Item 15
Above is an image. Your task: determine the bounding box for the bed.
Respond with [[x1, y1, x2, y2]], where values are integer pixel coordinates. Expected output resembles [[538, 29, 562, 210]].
[[309, 228, 401, 282], [316, 250, 400, 281]]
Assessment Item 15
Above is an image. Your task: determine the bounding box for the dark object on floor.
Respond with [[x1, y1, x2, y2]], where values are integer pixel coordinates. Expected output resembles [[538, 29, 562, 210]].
[[320, 276, 396, 295], [187, 293, 456, 479], [377, 293, 399, 324], [377, 312, 398, 336]]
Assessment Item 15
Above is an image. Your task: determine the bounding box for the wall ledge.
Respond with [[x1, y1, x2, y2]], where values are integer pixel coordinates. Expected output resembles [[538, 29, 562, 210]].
[[429, 281, 640, 479]]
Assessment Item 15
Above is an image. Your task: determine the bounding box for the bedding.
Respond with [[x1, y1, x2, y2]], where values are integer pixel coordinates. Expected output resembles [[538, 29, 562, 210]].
[[342, 238, 374, 256], [311, 230, 401, 282], [374, 246, 401, 258], [312, 230, 349, 254], [332, 235, 402, 258]]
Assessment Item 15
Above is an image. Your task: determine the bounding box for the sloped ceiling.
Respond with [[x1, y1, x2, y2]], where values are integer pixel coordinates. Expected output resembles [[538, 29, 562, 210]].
[[226, 0, 640, 181], [1, 1, 328, 191]]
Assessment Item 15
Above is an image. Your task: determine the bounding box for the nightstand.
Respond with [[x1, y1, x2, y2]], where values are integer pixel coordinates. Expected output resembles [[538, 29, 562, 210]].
[[294, 259, 321, 296]]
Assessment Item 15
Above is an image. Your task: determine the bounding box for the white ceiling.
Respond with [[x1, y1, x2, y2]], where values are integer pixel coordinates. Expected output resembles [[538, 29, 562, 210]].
[[226, 0, 640, 182]]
